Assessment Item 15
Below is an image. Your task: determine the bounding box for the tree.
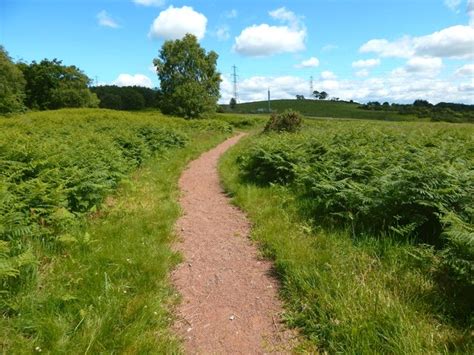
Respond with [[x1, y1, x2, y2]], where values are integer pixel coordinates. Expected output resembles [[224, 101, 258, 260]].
[[413, 99, 432, 107], [91, 85, 160, 110], [0, 46, 26, 114], [312, 90, 328, 100], [121, 88, 145, 110], [296, 95, 305, 100], [153, 34, 221, 118], [229, 97, 237, 109], [18, 58, 98, 110]]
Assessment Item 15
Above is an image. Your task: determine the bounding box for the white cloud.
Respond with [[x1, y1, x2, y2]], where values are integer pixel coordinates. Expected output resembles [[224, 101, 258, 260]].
[[360, 37, 414, 58], [148, 64, 157, 74], [295, 57, 320, 68], [113, 74, 153, 88], [469, 0, 474, 25], [149, 6, 207, 40], [97, 10, 119, 29], [233, 8, 306, 56], [216, 26, 230, 41], [360, 25, 474, 59], [133, 0, 165, 7], [234, 24, 305, 56], [355, 69, 370, 78], [445, 0, 462, 12], [352, 58, 380, 69], [405, 57, 443, 74], [455, 63, 474, 76], [269, 7, 300, 28], [320, 71, 337, 80], [225, 9, 238, 18], [459, 80, 474, 92], [414, 25, 474, 59], [322, 44, 338, 52], [220, 72, 474, 105]]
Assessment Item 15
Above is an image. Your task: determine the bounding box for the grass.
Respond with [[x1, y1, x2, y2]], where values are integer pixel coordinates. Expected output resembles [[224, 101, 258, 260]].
[[1, 109, 233, 353], [222, 99, 418, 121], [219, 131, 473, 353]]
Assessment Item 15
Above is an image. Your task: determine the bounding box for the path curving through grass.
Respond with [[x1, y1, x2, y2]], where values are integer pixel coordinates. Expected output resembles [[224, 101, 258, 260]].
[[173, 133, 293, 353]]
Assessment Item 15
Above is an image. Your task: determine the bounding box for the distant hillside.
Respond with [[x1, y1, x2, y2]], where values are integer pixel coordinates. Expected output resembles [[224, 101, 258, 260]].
[[222, 99, 416, 121]]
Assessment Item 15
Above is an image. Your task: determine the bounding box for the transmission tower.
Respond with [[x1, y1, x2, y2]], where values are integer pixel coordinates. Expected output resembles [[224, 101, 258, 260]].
[[309, 76, 314, 98], [232, 65, 238, 102]]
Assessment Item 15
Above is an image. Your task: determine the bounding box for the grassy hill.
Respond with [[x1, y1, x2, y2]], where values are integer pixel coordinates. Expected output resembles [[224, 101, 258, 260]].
[[222, 99, 417, 121]]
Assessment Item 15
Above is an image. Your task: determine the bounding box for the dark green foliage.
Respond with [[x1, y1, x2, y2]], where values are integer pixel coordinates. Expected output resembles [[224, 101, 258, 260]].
[[229, 97, 237, 109], [264, 109, 303, 133], [0, 47, 26, 114], [238, 121, 474, 293], [91, 85, 160, 111], [361, 100, 474, 123], [154, 34, 221, 118], [18, 59, 98, 110]]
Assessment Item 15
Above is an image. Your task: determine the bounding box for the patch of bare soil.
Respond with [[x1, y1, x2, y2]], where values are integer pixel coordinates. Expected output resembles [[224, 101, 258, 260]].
[[172, 134, 294, 354]]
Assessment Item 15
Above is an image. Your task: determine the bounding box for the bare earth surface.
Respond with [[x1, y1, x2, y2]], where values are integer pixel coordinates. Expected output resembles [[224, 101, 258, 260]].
[[173, 134, 293, 354]]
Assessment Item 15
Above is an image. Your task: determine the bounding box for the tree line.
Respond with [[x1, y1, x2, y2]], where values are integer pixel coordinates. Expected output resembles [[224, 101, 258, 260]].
[[360, 99, 474, 123], [1, 34, 222, 118]]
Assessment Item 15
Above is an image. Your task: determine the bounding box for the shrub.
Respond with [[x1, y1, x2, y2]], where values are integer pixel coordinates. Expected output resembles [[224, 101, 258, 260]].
[[264, 109, 303, 133]]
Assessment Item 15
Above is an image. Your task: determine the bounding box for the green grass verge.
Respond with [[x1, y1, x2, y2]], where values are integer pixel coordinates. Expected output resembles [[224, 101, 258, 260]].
[[219, 134, 473, 354], [1, 125, 230, 353]]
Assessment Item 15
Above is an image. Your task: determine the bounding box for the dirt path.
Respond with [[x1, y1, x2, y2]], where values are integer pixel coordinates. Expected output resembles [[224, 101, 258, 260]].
[[172, 133, 292, 354]]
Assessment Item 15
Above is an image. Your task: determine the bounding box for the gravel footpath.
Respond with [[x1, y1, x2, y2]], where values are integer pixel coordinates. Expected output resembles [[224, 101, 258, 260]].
[[172, 133, 293, 354]]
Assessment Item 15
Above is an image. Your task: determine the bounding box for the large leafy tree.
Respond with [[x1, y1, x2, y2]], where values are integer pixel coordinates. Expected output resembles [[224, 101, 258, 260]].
[[153, 34, 221, 118], [18, 59, 98, 110], [0, 46, 26, 114]]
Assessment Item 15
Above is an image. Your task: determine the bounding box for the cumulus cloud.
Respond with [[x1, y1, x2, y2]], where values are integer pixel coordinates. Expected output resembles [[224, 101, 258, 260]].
[[459, 80, 474, 92], [352, 58, 380, 69], [469, 0, 474, 25], [233, 7, 306, 56], [97, 10, 119, 28], [113, 74, 153, 88], [445, 0, 462, 12], [133, 0, 165, 7], [355, 69, 370, 78], [360, 25, 474, 59], [405, 57, 443, 74], [220, 72, 473, 105], [269, 7, 300, 28], [320, 71, 337, 80], [360, 37, 414, 58], [455, 63, 474, 76], [295, 57, 320, 68], [415, 25, 474, 58], [149, 6, 207, 40]]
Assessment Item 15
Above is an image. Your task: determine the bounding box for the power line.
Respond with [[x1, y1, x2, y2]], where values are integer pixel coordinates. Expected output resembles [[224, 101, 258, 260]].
[[232, 65, 238, 103], [309, 75, 314, 98]]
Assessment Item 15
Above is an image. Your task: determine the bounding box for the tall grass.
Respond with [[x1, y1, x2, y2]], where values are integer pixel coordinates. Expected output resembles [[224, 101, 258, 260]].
[[219, 124, 473, 353], [0, 109, 232, 352]]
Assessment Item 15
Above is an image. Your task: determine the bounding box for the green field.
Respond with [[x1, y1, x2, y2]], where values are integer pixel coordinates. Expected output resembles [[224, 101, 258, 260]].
[[222, 99, 418, 120], [219, 118, 473, 353], [1, 108, 473, 353]]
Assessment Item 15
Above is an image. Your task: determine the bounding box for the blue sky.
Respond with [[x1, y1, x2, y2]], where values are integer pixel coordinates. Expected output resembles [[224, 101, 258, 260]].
[[1, 0, 473, 103]]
